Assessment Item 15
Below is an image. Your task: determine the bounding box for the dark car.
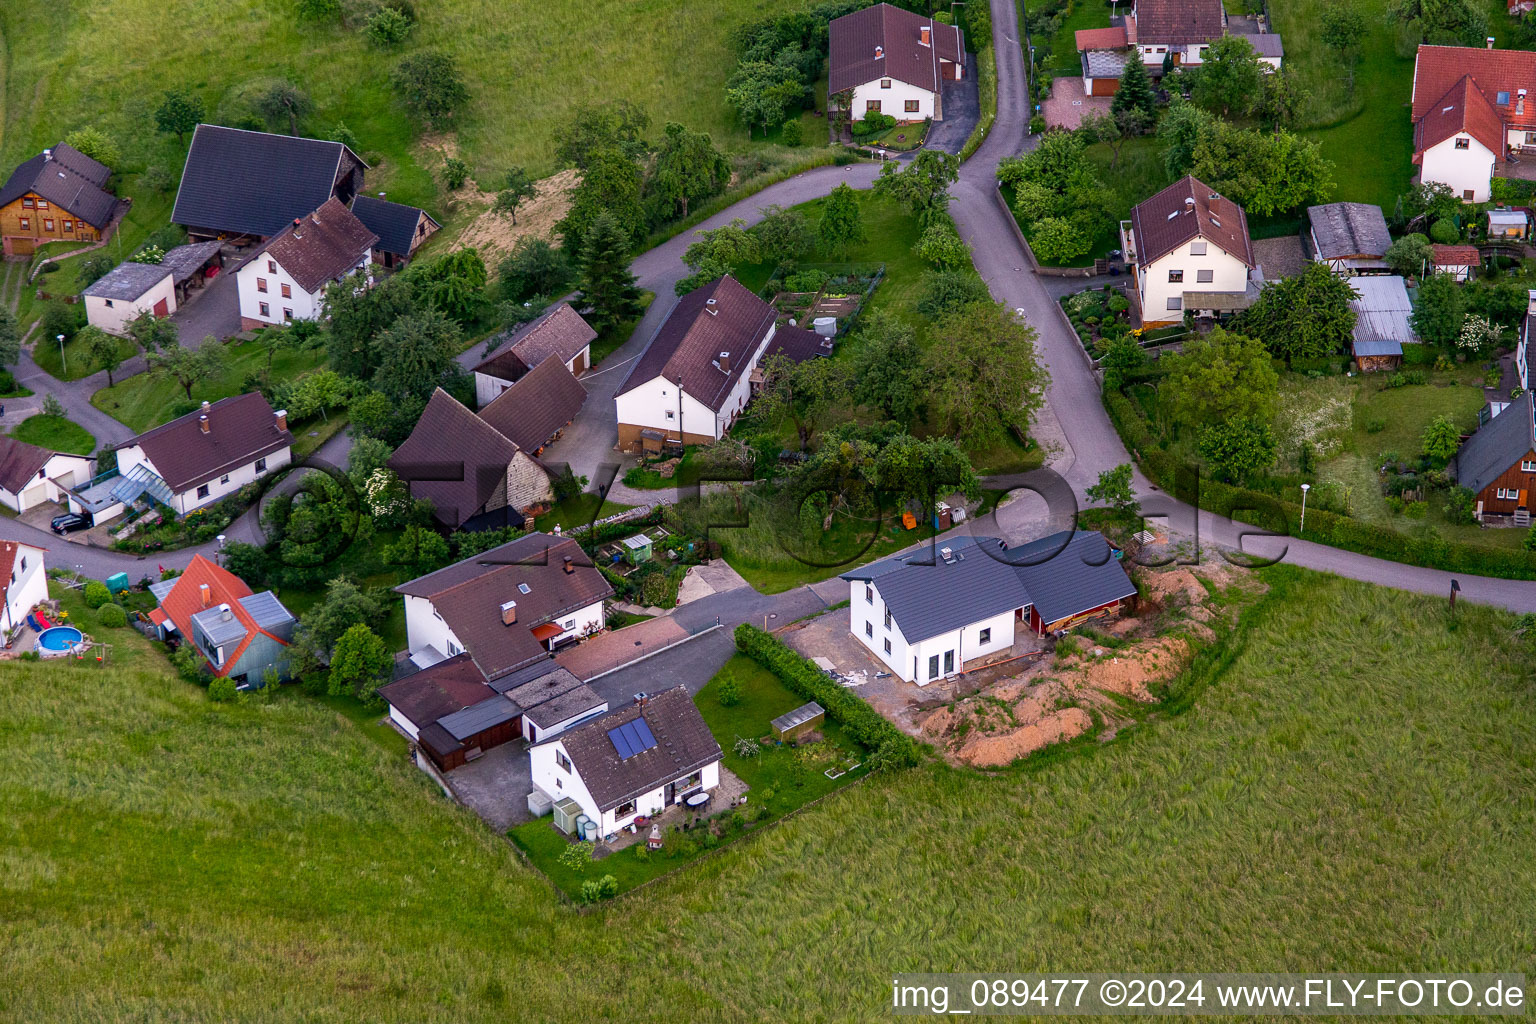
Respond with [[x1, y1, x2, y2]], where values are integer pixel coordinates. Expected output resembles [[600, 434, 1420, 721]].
[[50, 512, 91, 535]]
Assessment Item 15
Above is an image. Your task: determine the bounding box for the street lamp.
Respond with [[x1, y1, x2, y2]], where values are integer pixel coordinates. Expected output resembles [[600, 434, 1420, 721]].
[[1299, 483, 1311, 535], [57, 334, 66, 375]]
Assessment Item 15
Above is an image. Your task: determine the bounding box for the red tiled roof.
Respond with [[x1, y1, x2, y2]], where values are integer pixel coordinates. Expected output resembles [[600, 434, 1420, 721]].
[[155, 555, 286, 677], [1133, 0, 1225, 46], [1130, 174, 1253, 268], [1431, 243, 1480, 265], [829, 3, 964, 95], [1412, 45, 1536, 126], [1412, 75, 1505, 161], [1075, 25, 1128, 50]]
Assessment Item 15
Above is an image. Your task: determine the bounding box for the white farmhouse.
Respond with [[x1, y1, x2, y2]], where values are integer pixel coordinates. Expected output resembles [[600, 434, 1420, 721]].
[[530, 686, 722, 839], [1074, 0, 1282, 96], [113, 392, 293, 516], [1410, 45, 1536, 204], [614, 276, 825, 452], [236, 196, 376, 330], [829, 3, 965, 123], [0, 436, 93, 515], [1122, 175, 1256, 328], [473, 302, 596, 407], [82, 262, 175, 336], [0, 540, 47, 640], [838, 532, 1137, 686]]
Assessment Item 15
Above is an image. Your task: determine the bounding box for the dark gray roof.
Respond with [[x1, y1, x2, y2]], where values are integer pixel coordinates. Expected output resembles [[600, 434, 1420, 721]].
[[1011, 531, 1138, 626], [521, 682, 606, 728], [477, 355, 587, 454], [238, 590, 295, 631], [191, 605, 249, 647], [538, 686, 721, 813], [1352, 339, 1403, 357], [390, 387, 521, 528], [617, 276, 775, 412], [377, 653, 495, 729], [158, 240, 224, 285], [82, 261, 171, 301], [172, 124, 365, 238], [1307, 203, 1391, 261], [841, 531, 1135, 642], [0, 436, 54, 494], [0, 143, 122, 228], [350, 194, 437, 257], [1237, 32, 1284, 58], [438, 695, 519, 740], [497, 662, 585, 706], [248, 197, 377, 294], [1453, 392, 1536, 494]]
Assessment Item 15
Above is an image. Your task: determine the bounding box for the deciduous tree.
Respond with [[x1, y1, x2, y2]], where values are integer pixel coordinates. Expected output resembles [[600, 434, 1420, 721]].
[[125, 310, 180, 354], [64, 126, 120, 168], [0, 307, 20, 369], [872, 150, 960, 227], [1193, 36, 1263, 117], [392, 51, 469, 127], [752, 205, 816, 264], [148, 340, 228, 400], [80, 327, 123, 387], [371, 309, 462, 407], [493, 167, 538, 224], [557, 148, 645, 250], [1385, 233, 1434, 278], [677, 219, 759, 295], [1235, 262, 1358, 365], [1086, 463, 1141, 523], [327, 623, 392, 700], [647, 122, 731, 220], [1410, 272, 1466, 348], [556, 102, 652, 168], [925, 302, 1049, 445], [817, 183, 864, 256], [498, 238, 571, 302], [322, 273, 416, 380], [256, 80, 312, 135], [154, 90, 204, 146], [1158, 327, 1278, 434], [755, 353, 853, 450], [1197, 416, 1278, 483], [1191, 121, 1334, 216], [851, 309, 923, 426]]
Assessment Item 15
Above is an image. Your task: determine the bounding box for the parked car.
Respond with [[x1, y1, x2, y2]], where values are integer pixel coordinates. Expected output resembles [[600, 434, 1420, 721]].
[[50, 512, 91, 534]]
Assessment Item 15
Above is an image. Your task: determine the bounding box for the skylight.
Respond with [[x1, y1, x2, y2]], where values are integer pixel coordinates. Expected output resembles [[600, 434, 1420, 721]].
[[518, 583, 531, 594], [1498, 91, 1511, 105]]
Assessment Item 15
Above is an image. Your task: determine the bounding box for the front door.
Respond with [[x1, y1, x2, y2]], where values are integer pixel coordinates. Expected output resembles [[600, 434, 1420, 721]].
[[943, 650, 954, 675]]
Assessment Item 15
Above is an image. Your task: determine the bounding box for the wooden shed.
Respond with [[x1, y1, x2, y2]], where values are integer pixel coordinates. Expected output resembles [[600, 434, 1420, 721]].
[[771, 701, 825, 743]]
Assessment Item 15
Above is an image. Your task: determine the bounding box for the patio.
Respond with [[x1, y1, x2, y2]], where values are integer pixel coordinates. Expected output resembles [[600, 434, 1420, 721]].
[[590, 765, 749, 857]]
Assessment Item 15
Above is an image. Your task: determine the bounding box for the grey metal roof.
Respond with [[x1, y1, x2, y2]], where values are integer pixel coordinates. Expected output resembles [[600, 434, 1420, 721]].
[[438, 694, 519, 741], [82, 261, 171, 301], [1237, 32, 1284, 58], [841, 531, 1135, 642], [149, 578, 178, 604], [239, 590, 295, 631], [1011, 531, 1138, 626], [771, 702, 825, 733], [191, 605, 249, 647], [487, 658, 574, 697], [1307, 203, 1390, 260], [1349, 276, 1417, 345], [1453, 392, 1536, 494], [1352, 339, 1403, 357]]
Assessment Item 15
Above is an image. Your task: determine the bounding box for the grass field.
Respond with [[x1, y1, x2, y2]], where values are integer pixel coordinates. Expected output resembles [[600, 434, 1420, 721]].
[[533, 494, 633, 533], [6, 568, 1536, 1020], [90, 336, 326, 432], [8, 412, 94, 454], [30, 328, 138, 383]]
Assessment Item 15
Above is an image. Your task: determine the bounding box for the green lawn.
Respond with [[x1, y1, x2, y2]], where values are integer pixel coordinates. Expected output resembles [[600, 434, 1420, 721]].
[[1350, 372, 1486, 463], [1042, 0, 1112, 75], [30, 329, 138, 383], [510, 653, 867, 899], [9, 412, 94, 455], [91, 335, 325, 432], [533, 494, 633, 533], [8, 568, 1536, 1019]]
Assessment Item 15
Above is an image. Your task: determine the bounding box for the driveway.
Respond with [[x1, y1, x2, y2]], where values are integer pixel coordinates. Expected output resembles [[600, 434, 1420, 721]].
[[169, 265, 241, 344], [926, 71, 982, 155], [447, 742, 534, 830], [1040, 79, 1111, 130]]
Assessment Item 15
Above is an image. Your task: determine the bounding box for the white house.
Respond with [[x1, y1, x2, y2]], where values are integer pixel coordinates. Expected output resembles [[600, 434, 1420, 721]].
[[530, 687, 722, 838], [614, 275, 825, 452], [0, 540, 47, 640], [473, 302, 597, 407], [394, 531, 613, 685], [1074, 0, 1281, 95], [0, 437, 93, 514], [1411, 46, 1536, 203], [236, 196, 376, 330], [1123, 175, 1256, 328], [114, 393, 293, 517], [829, 3, 965, 123], [82, 261, 175, 336], [838, 532, 1137, 686]]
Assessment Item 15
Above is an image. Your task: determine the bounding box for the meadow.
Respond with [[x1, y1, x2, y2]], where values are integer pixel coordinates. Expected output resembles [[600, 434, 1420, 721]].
[[5, 567, 1536, 1021]]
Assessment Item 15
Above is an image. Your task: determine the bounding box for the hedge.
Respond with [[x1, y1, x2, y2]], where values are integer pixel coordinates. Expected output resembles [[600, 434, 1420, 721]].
[[1102, 387, 1536, 580], [733, 624, 921, 769]]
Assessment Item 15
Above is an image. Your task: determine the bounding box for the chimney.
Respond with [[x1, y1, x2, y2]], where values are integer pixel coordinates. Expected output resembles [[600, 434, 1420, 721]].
[[1488, 36, 1496, 48], [563, 555, 574, 574], [274, 408, 288, 432], [199, 414, 209, 434], [43, 148, 51, 160], [219, 603, 232, 622], [920, 24, 931, 46], [199, 583, 211, 607], [875, 44, 884, 59], [718, 350, 731, 373], [500, 600, 518, 626]]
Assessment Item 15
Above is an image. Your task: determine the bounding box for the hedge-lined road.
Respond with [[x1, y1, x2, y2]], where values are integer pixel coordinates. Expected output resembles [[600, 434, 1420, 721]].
[[5, 0, 1535, 615]]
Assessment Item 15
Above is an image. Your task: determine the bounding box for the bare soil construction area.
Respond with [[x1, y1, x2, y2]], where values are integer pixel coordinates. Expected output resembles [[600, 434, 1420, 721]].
[[916, 563, 1268, 769], [416, 135, 578, 265]]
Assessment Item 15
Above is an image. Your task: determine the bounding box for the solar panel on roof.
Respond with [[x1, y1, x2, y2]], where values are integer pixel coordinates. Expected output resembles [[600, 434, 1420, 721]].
[[608, 718, 658, 760]]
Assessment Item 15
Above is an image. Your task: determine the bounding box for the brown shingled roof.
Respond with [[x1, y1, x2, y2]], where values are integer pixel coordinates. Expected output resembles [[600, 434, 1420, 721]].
[[1130, 174, 1253, 269], [250, 197, 378, 294], [616, 276, 775, 412], [0, 436, 54, 495], [540, 686, 722, 813], [829, 3, 965, 95], [390, 388, 522, 529], [477, 355, 587, 455], [377, 653, 496, 728], [127, 392, 293, 493], [509, 302, 596, 368], [394, 532, 614, 682], [1132, 0, 1225, 46]]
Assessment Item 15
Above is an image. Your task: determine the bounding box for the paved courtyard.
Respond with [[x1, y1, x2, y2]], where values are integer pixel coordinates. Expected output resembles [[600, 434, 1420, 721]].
[[1041, 78, 1110, 130], [1252, 236, 1308, 280], [445, 742, 534, 831]]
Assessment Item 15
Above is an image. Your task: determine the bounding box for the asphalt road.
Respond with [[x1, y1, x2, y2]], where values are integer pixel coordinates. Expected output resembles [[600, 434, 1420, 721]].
[[5, 0, 1536, 615]]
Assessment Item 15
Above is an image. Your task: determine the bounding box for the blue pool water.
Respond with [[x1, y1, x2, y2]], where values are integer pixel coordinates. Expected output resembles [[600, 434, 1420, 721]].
[[36, 626, 84, 652]]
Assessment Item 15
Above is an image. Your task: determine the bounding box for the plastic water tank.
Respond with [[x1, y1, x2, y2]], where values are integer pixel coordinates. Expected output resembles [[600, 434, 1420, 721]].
[[812, 316, 837, 338]]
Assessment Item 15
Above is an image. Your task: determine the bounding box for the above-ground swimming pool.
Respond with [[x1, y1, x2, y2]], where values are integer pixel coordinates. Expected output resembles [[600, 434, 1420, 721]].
[[35, 626, 84, 657]]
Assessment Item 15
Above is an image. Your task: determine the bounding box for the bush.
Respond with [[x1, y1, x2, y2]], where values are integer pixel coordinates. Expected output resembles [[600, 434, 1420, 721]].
[[208, 677, 237, 703], [1029, 115, 1046, 134], [734, 735, 761, 758], [716, 673, 742, 707], [733, 624, 921, 769], [850, 110, 897, 139], [97, 603, 127, 629], [780, 119, 803, 146], [784, 268, 829, 293], [140, 165, 175, 193], [364, 4, 413, 47], [578, 874, 619, 904], [557, 842, 592, 874], [83, 580, 111, 608], [444, 156, 469, 190], [1429, 218, 1460, 244]]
